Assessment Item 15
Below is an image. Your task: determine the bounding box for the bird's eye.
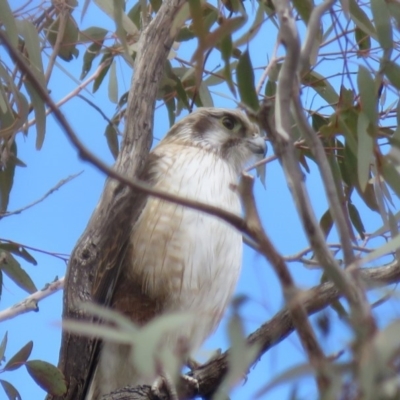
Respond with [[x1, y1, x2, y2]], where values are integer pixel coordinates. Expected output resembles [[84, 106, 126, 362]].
[[222, 116, 236, 130]]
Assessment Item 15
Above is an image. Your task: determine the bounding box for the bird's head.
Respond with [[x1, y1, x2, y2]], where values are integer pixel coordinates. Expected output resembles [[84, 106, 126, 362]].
[[161, 108, 266, 173]]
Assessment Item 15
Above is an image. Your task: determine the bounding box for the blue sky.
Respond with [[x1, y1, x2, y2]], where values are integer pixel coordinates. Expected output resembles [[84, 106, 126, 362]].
[[1, 1, 398, 399]]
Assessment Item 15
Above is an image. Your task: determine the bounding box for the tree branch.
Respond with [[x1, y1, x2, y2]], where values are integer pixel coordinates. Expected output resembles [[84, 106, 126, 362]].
[[0, 172, 82, 217], [0, 277, 64, 322]]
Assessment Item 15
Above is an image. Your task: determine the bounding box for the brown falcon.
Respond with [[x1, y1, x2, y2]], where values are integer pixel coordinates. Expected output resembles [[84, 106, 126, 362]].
[[86, 107, 266, 399]]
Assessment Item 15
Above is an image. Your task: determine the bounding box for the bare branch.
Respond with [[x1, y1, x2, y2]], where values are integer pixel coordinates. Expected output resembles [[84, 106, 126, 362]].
[[0, 172, 82, 217], [0, 277, 64, 322]]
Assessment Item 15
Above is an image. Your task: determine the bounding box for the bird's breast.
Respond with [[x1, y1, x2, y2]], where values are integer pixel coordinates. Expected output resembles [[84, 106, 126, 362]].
[[129, 147, 242, 334]]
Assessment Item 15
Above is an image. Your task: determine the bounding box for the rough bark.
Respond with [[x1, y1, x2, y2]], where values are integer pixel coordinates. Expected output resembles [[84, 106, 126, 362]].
[[48, 2, 186, 399]]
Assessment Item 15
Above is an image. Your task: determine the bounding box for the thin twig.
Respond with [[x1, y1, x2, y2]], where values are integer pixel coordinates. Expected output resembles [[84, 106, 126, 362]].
[[0, 171, 83, 217], [0, 277, 64, 322], [0, 239, 69, 261], [22, 62, 108, 133], [77, 95, 121, 135], [255, 42, 280, 95]]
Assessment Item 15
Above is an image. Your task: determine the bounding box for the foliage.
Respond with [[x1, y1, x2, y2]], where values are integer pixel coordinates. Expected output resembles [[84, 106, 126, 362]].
[[1, 0, 400, 399]]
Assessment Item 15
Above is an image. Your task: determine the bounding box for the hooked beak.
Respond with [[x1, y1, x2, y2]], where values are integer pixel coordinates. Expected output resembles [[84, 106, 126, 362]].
[[247, 136, 267, 157]]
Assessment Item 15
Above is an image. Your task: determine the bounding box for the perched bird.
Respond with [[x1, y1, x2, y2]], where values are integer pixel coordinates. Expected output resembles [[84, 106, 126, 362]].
[[86, 107, 266, 399]]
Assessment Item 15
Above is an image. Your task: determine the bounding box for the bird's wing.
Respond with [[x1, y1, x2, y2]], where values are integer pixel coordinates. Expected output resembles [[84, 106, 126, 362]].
[[80, 151, 163, 400]]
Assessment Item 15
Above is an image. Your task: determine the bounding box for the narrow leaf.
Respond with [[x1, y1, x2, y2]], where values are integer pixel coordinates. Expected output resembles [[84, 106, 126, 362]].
[[371, 0, 393, 51], [384, 61, 400, 91], [0, 252, 37, 294], [355, 27, 371, 54], [348, 203, 365, 239], [0, 332, 7, 364], [0, 141, 16, 213], [357, 66, 377, 125], [198, 82, 214, 107], [357, 112, 373, 191], [348, 0, 377, 39], [104, 124, 119, 160], [0, 243, 37, 265], [4, 341, 33, 371], [0, 0, 18, 47], [237, 50, 259, 111], [0, 379, 21, 400], [362, 233, 400, 264], [320, 209, 333, 238], [108, 60, 118, 104]]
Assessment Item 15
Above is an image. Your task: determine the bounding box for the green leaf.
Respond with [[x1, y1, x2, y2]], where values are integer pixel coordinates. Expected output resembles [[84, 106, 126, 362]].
[[357, 66, 377, 125], [104, 123, 119, 160], [355, 27, 371, 54], [79, 26, 109, 42], [93, 52, 113, 93], [149, 0, 162, 12], [43, 15, 79, 61], [0, 242, 37, 265], [95, 0, 139, 36], [220, 34, 235, 95], [80, 41, 103, 80], [203, 60, 238, 87], [292, 0, 313, 24], [357, 112, 373, 191], [0, 252, 37, 294], [198, 82, 214, 107], [0, 141, 17, 213], [108, 60, 118, 104], [362, 233, 400, 264], [0, 0, 18, 48], [348, 202, 365, 239], [23, 82, 46, 150], [371, 0, 393, 51], [0, 332, 7, 365], [237, 50, 259, 111], [0, 379, 21, 400], [381, 159, 400, 199], [165, 97, 176, 127], [188, 0, 207, 41], [320, 209, 333, 238], [265, 80, 276, 97], [127, 2, 141, 29], [25, 360, 67, 396], [16, 20, 46, 148], [348, 0, 377, 39], [301, 70, 339, 105], [383, 61, 400, 91], [388, 1, 400, 30], [16, 21, 45, 81], [4, 341, 33, 371], [233, 3, 264, 47]]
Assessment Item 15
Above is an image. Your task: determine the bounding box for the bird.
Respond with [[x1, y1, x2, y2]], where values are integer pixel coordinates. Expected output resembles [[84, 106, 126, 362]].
[[85, 107, 266, 399]]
